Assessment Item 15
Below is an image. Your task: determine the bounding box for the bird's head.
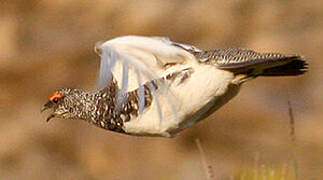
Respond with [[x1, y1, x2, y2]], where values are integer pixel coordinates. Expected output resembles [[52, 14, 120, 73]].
[[41, 88, 83, 122]]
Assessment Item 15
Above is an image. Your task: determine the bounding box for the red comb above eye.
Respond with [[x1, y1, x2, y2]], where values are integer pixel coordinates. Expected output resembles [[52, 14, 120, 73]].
[[49, 92, 63, 101]]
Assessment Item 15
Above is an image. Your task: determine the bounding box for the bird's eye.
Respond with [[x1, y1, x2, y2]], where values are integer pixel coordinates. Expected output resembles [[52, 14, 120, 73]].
[[52, 98, 59, 103], [49, 92, 64, 103]]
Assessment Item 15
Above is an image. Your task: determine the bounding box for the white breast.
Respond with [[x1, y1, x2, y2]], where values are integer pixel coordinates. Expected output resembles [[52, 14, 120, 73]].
[[123, 63, 240, 137]]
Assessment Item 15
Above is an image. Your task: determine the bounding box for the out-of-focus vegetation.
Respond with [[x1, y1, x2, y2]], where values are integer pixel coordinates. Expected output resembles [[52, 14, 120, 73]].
[[234, 164, 297, 180], [0, 0, 322, 179]]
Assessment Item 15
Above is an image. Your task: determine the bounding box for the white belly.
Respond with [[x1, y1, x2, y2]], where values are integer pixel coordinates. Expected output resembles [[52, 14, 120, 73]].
[[123, 64, 240, 137]]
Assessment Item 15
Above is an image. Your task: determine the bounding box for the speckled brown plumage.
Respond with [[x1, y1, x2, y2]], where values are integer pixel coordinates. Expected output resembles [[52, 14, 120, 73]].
[[42, 68, 194, 134]]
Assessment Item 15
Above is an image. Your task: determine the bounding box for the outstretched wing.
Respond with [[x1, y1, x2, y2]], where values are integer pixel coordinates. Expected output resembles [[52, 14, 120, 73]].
[[95, 35, 198, 124], [96, 36, 196, 87]]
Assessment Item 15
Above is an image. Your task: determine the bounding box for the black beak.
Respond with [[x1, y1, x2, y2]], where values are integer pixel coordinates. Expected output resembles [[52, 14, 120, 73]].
[[41, 101, 55, 122], [41, 101, 53, 112], [46, 114, 55, 122]]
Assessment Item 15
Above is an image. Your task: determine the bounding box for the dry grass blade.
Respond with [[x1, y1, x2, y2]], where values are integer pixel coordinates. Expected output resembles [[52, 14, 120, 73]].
[[287, 100, 298, 180], [195, 138, 215, 180]]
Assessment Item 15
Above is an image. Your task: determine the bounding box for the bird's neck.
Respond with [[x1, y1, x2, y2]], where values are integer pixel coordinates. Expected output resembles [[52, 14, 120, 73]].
[[75, 80, 153, 133]]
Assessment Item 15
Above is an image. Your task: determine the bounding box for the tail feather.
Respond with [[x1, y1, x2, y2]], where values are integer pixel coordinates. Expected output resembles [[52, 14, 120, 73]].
[[261, 56, 308, 76]]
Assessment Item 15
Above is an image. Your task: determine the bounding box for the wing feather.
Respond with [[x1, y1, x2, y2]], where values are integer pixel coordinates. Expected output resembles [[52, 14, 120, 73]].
[[95, 35, 197, 123]]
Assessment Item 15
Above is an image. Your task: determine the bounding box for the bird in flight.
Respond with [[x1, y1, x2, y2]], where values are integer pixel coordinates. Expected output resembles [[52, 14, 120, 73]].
[[41, 35, 307, 137]]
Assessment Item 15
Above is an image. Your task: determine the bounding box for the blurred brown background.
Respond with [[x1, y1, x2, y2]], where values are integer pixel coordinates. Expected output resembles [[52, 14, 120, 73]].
[[0, 0, 322, 179]]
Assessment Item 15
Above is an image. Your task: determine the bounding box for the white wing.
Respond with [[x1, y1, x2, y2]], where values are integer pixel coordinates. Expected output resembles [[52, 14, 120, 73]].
[[95, 35, 199, 124]]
